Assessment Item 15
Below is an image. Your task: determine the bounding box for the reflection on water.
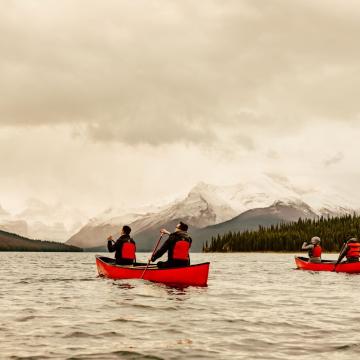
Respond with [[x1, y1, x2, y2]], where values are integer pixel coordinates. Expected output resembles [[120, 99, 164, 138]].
[[113, 282, 136, 290], [1, 252, 360, 359]]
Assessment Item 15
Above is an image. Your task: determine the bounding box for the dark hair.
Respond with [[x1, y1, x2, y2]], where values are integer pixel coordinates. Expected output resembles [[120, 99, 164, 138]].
[[178, 221, 188, 232], [122, 225, 131, 235]]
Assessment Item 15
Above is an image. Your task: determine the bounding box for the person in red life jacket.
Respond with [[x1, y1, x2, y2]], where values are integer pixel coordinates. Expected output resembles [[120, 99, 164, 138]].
[[107, 225, 136, 265], [301, 236, 322, 263], [151, 221, 192, 268], [336, 238, 360, 264]]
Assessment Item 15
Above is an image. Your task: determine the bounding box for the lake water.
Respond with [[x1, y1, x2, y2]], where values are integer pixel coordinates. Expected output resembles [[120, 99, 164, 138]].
[[1, 252, 360, 359]]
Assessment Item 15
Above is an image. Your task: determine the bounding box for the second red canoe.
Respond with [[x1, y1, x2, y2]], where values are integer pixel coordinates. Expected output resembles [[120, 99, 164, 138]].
[[295, 256, 360, 273]]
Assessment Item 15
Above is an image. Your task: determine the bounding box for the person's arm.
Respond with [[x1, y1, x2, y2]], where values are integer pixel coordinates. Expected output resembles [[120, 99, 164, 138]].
[[301, 242, 313, 250], [151, 236, 171, 262], [107, 236, 116, 252], [132, 240, 137, 263], [160, 228, 171, 235], [337, 245, 348, 264]]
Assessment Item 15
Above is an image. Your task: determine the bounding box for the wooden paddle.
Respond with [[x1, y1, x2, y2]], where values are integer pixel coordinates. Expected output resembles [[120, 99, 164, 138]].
[[333, 241, 347, 272], [140, 234, 164, 279]]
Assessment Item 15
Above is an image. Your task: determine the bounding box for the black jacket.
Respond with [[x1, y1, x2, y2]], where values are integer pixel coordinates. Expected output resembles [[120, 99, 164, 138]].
[[151, 231, 192, 263], [107, 235, 136, 265]]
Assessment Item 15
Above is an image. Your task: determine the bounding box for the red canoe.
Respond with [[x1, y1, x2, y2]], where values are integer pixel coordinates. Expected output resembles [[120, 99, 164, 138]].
[[96, 256, 210, 286], [295, 256, 360, 273]]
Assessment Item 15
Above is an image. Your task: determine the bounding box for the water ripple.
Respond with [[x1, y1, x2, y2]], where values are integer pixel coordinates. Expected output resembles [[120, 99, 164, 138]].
[[1, 252, 360, 360]]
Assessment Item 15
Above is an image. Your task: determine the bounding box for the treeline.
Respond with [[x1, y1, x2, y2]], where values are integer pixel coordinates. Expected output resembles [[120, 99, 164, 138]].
[[204, 215, 360, 252], [0, 229, 83, 252]]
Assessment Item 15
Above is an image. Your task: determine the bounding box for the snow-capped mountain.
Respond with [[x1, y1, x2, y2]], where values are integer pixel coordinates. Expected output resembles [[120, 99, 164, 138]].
[[190, 176, 356, 217], [66, 185, 237, 249], [66, 175, 358, 250], [192, 200, 319, 250]]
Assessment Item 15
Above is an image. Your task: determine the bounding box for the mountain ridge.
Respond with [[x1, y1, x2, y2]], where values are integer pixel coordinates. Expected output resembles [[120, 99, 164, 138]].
[[66, 176, 358, 251]]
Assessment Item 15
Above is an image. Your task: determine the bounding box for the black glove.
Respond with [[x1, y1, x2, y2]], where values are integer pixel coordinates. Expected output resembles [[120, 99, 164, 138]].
[[151, 256, 155, 262]]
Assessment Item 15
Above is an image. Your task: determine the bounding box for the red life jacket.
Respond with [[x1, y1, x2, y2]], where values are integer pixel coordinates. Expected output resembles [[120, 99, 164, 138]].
[[310, 245, 322, 258], [347, 242, 360, 258], [121, 241, 136, 260], [172, 239, 191, 261]]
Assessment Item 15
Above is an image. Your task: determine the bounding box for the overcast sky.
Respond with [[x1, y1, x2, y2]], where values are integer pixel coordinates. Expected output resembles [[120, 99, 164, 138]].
[[1, 0, 360, 214]]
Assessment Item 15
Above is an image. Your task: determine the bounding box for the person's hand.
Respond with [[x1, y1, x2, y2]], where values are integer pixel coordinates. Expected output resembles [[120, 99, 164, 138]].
[[160, 228, 170, 235], [107, 235, 113, 241]]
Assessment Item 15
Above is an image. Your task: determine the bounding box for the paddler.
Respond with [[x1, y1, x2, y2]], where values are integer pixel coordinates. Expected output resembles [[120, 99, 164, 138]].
[[151, 221, 192, 268], [336, 237, 360, 264], [301, 236, 322, 263], [107, 225, 136, 265]]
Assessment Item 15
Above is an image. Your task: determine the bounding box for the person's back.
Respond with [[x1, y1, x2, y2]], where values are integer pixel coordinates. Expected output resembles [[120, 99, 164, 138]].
[[167, 230, 192, 266], [345, 238, 360, 262], [107, 225, 136, 265], [301, 236, 322, 263], [151, 222, 192, 268], [338, 238, 360, 264]]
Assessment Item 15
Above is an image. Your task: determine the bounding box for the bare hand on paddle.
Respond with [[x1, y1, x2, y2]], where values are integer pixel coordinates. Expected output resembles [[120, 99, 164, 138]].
[[160, 228, 170, 235], [107, 235, 113, 241]]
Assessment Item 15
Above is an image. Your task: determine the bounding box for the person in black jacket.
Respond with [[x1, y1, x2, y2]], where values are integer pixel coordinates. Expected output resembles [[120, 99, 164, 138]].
[[107, 225, 136, 265], [151, 221, 192, 268]]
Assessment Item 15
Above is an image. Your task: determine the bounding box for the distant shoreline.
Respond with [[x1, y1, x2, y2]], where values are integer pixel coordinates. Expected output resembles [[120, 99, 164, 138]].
[[0, 229, 83, 252]]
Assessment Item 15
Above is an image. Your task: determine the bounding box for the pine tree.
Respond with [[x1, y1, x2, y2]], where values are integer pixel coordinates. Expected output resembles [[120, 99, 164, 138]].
[[205, 214, 360, 252]]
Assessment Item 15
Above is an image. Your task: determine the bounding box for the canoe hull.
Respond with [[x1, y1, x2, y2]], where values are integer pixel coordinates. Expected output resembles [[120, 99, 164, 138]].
[[295, 256, 360, 273], [96, 256, 210, 286]]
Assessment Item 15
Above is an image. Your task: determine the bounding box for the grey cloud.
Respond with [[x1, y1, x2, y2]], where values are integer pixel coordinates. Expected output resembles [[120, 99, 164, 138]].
[[266, 150, 279, 160], [265, 173, 315, 196], [324, 152, 344, 166], [0, 0, 360, 147]]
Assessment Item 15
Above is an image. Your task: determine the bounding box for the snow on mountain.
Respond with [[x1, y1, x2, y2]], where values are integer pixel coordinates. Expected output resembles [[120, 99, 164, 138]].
[[84, 183, 237, 233], [66, 184, 238, 248], [67, 174, 359, 250], [90, 201, 171, 227], [189, 176, 357, 217]]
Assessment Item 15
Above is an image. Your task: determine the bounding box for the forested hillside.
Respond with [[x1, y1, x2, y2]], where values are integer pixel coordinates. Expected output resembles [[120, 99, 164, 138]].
[[0, 229, 82, 252], [205, 215, 360, 252]]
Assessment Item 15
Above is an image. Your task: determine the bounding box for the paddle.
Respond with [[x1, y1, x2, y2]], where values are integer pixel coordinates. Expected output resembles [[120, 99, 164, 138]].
[[333, 241, 347, 272], [140, 234, 164, 279]]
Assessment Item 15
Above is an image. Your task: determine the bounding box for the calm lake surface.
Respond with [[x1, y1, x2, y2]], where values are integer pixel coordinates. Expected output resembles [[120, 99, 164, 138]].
[[1, 252, 360, 360]]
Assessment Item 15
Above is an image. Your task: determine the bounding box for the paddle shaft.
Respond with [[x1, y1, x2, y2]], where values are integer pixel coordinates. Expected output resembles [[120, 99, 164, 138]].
[[333, 241, 347, 272], [140, 234, 164, 279]]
